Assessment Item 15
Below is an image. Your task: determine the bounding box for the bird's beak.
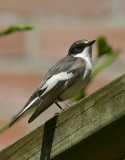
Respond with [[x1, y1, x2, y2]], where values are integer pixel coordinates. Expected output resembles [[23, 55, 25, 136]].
[[87, 40, 96, 46]]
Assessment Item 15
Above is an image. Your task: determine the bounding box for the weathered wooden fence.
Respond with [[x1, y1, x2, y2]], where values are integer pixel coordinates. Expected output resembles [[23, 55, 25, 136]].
[[0, 74, 125, 160]]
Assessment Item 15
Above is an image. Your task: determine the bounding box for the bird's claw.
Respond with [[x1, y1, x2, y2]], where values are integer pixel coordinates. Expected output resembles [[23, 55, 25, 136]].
[[54, 112, 59, 116], [54, 108, 65, 116]]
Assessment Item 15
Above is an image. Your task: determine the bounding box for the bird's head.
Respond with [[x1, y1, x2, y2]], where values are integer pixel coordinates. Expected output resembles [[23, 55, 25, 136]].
[[68, 39, 96, 58]]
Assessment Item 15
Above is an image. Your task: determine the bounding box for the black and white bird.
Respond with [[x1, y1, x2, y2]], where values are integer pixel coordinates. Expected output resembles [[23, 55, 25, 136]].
[[9, 39, 96, 127]]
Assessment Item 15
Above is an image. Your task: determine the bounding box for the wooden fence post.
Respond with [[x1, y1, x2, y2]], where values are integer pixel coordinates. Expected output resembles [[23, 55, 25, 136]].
[[0, 74, 125, 160]]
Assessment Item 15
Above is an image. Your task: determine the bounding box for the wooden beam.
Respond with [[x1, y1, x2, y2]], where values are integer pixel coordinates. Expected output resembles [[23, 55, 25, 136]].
[[0, 74, 125, 160]]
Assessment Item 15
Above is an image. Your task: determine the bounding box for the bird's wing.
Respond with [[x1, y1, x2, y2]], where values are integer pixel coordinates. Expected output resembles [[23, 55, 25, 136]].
[[39, 55, 80, 85], [9, 56, 86, 126], [28, 57, 86, 123]]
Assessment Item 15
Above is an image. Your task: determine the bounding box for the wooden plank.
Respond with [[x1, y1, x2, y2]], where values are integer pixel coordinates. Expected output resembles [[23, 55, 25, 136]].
[[0, 74, 125, 160]]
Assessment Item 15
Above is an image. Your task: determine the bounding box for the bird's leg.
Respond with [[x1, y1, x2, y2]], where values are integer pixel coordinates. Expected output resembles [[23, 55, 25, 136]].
[[58, 98, 71, 107], [54, 102, 65, 116], [55, 102, 65, 111]]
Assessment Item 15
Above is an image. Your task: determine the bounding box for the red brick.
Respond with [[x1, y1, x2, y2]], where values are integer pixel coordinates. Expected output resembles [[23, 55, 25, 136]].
[[0, 30, 25, 57], [0, 73, 42, 115], [85, 75, 109, 95], [40, 27, 125, 63], [0, 0, 110, 15], [0, 73, 44, 150]]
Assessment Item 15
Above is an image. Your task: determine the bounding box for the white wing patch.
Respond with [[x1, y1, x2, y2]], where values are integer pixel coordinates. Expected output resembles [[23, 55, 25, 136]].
[[22, 97, 39, 114], [41, 72, 73, 96]]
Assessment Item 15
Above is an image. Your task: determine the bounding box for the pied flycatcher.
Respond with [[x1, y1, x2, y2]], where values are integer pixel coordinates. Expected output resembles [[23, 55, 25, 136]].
[[9, 39, 96, 127]]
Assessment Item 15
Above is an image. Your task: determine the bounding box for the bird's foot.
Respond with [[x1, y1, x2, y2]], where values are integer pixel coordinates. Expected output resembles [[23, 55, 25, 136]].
[[54, 108, 65, 116], [54, 112, 59, 116]]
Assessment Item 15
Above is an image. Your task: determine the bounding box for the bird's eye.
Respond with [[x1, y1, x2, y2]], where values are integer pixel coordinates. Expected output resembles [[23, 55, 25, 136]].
[[76, 44, 83, 50]]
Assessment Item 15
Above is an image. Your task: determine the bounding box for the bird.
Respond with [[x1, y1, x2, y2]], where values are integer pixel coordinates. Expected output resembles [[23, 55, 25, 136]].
[[9, 39, 96, 127]]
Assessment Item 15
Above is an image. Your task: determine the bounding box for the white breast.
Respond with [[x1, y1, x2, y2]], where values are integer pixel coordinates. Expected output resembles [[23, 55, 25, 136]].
[[74, 46, 92, 81], [60, 47, 92, 100], [82, 57, 92, 80]]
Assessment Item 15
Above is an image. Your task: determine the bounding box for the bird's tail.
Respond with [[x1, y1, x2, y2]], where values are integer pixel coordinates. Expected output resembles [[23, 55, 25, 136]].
[[9, 97, 40, 127]]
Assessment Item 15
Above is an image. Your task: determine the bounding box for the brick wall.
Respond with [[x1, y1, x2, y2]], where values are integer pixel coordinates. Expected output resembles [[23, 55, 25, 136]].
[[0, 0, 125, 150]]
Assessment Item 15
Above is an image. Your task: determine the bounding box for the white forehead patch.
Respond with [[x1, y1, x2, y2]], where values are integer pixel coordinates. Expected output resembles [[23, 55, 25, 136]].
[[84, 40, 88, 44]]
